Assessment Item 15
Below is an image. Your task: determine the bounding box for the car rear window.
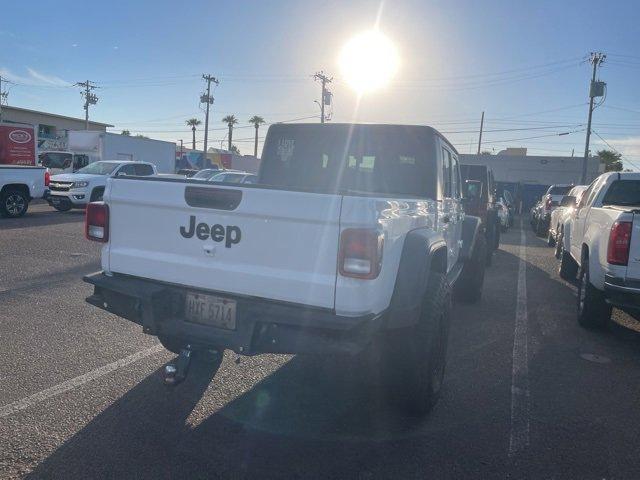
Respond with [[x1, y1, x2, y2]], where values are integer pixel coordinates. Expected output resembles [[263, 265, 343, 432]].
[[602, 180, 640, 206], [259, 124, 436, 197], [549, 185, 572, 195]]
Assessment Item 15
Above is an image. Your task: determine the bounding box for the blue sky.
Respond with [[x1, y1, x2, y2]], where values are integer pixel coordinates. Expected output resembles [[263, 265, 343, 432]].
[[1, 0, 639, 166]]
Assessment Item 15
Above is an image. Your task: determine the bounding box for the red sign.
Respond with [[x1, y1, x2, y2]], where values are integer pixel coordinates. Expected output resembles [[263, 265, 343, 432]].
[[0, 124, 36, 165]]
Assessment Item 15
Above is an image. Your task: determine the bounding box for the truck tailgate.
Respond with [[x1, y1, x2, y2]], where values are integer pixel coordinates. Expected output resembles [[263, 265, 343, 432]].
[[106, 179, 342, 308]]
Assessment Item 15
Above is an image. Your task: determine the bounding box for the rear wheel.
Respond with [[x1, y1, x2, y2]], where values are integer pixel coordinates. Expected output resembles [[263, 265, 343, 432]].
[[485, 225, 495, 266], [536, 218, 547, 237], [53, 202, 72, 212], [455, 233, 487, 304], [0, 188, 29, 218], [554, 231, 563, 259], [378, 272, 452, 416], [577, 260, 611, 328]]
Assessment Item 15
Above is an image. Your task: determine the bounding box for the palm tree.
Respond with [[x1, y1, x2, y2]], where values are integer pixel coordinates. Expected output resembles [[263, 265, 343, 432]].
[[222, 115, 238, 151], [185, 118, 201, 150], [248, 115, 265, 157]]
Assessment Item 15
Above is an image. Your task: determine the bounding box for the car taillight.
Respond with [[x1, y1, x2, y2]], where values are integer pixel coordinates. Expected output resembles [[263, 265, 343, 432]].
[[85, 202, 109, 242], [338, 228, 383, 279], [44, 170, 50, 187], [607, 221, 632, 265]]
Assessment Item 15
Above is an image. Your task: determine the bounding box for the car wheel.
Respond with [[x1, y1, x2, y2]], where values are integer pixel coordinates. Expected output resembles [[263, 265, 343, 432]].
[[577, 260, 611, 329], [455, 233, 487, 304], [378, 271, 452, 417], [53, 203, 72, 212], [0, 188, 29, 218], [536, 219, 547, 237], [558, 247, 578, 280]]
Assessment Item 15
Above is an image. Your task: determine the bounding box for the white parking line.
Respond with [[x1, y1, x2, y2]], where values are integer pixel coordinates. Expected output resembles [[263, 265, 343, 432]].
[[0, 345, 164, 419], [509, 220, 530, 457]]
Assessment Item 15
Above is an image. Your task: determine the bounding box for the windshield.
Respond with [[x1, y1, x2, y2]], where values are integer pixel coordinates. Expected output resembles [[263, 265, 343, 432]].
[[260, 124, 436, 197], [602, 180, 640, 206], [548, 185, 572, 196], [192, 169, 219, 179], [75, 162, 120, 175]]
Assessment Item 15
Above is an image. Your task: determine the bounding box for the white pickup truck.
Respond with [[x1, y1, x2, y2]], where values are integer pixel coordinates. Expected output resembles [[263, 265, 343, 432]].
[[0, 165, 49, 218], [47, 160, 157, 211], [557, 172, 640, 328], [82, 123, 487, 415]]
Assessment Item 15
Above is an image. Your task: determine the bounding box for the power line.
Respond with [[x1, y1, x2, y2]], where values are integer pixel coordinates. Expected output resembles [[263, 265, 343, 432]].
[[313, 72, 332, 124], [591, 130, 640, 171]]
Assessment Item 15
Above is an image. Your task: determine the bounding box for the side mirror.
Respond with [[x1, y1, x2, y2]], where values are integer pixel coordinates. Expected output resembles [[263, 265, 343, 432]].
[[560, 195, 576, 207]]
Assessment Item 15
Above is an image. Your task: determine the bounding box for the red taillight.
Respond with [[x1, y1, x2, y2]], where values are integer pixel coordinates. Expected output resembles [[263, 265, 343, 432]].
[[85, 202, 109, 242], [338, 228, 383, 279], [44, 170, 50, 187], [607, 221, 632, 265]]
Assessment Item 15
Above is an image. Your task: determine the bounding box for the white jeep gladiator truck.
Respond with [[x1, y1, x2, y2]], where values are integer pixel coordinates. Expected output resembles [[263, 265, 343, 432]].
[[47, 160, 156, 211], [83, 124, 487, 415], [0, 165, 49, 218], [558, 172, 640, 328]]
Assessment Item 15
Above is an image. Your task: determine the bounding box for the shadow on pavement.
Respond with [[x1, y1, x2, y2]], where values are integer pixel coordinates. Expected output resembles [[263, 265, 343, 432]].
[[1, 208, 84, 231]]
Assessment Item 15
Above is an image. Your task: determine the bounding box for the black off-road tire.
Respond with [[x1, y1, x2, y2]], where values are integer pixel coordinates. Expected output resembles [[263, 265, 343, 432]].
[[536, 218, 547, 237], [379, 272, 452, 416], [455, 233, 487, 304], [577, 260, 611, 329], [485, 225, 495, 266], [547, 228, 556, 247], [0, 188, 29, 218]]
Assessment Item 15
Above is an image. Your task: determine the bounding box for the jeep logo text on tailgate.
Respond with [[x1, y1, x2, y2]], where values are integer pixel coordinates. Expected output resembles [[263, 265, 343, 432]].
[[180, 215, 241, 248]]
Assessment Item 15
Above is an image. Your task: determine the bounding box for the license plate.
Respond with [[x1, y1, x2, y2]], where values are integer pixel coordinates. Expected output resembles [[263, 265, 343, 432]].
[[184, 292, 237, 330]]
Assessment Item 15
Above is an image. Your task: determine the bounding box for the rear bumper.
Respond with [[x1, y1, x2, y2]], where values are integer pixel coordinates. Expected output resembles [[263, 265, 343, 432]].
[[604, 274, 640, 311], [83, 272, 385, 356]]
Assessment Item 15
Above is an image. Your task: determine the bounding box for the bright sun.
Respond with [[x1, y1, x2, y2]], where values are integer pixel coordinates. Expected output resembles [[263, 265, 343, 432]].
[[339, 30, 399, 94]]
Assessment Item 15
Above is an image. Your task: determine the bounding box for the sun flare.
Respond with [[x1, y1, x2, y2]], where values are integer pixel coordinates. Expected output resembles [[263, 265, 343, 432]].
[[339, 30, 399, 94]]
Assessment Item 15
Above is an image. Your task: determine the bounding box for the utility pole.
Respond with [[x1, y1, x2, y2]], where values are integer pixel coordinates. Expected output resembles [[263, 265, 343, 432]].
[[179, 139, 184, 157], [313, 71, 332, 124], [201, 74, 219, 156], [75, 80, 98, 130], [477, 111, 485, 155], [582, 52, 606, 184], [0, 76, 10, 123]]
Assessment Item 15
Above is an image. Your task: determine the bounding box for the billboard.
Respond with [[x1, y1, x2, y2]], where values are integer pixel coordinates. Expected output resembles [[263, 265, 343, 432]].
[[0, 124, 36, 165]]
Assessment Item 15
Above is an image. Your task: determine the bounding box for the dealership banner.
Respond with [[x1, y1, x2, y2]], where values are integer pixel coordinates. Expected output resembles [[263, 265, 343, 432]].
[[0, 124, 36, 165]]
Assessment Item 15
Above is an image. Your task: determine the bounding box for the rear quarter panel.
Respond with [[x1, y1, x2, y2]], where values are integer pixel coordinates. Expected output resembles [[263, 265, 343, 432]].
[[583, 208, 629, 289], [335, 196, 439, 316]]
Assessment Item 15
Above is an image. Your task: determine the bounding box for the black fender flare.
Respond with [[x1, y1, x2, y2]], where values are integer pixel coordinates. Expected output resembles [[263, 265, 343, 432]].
[[460, 215, 482, 261], [386, 228, 447, 329]]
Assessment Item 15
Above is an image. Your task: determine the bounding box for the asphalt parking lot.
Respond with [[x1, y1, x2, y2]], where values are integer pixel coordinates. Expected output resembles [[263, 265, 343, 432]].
[[3, 203, 640, 479]]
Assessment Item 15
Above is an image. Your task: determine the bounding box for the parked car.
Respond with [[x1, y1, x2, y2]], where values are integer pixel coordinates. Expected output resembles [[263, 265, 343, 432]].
[[176, 168, 200, 177], [209, 171, 258, 184], [461, 164, 500, 265], [557, 172, 640, 328], [0, 165, 49, 218], [532, 184, 574, 236], [191, 168, 224, 180], [47, 160, 156, 211], [83, 123, 488, 416], [547, 185, 587, 247]]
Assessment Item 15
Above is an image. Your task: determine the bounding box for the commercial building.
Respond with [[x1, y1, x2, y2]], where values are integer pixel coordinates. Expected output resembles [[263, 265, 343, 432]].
[[460, 149, 603, 210], [0, 105, 112, 150]]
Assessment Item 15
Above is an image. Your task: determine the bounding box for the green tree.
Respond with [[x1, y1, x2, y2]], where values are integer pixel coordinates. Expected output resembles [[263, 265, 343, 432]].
[[121, 130, 131, 136], [222, 115, 238, 151], [134, 134, 149, 139], [185, 118, 201, 150], [229, 144, 240, 155], [248, 115, 265, 157], [597, 149, 623, 172]]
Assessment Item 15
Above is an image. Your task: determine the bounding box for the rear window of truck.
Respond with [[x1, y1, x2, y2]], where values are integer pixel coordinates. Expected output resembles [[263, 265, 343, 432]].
[[602, 180, 640, 207], [259, 124, 436, 197]]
